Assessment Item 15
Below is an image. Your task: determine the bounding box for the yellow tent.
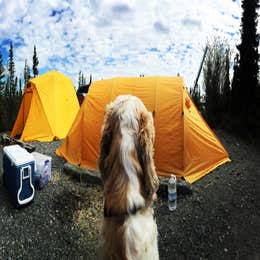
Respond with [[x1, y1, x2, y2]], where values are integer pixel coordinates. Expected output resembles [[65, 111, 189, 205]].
[[56, 76, 230, 183], [11, 70, 80, 142]]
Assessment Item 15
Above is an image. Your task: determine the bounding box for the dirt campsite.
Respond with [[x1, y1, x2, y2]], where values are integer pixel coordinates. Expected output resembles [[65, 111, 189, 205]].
[[0, 129, 259, 260]]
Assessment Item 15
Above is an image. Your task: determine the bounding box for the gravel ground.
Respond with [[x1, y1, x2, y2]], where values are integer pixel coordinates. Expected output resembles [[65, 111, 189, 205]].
[[0, 130, 259, 259]]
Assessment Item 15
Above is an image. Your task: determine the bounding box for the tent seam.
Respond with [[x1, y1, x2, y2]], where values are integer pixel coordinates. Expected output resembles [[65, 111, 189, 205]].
[[182, 79, 185, 172]]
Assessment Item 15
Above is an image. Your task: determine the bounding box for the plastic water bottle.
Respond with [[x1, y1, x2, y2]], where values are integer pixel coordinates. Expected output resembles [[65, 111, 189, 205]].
[[168, 174, 177, 211]]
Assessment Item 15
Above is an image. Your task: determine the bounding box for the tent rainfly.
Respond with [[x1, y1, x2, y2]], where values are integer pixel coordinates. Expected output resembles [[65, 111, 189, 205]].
[[11, 70, 80, 142], [56, 76, 230, 183]]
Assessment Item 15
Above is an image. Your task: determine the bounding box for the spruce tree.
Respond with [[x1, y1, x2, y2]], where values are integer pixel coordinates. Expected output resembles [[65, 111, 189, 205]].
[[203, 39, 230, 127], [0, 50, 5, 96], [19, 77, 22, 98], [7, 42, 16, 96], [32, 45, 39, 77], [231, 0, 259, 135], [190, 46, 208, 112], [0, 50, 5, 130], [14, 76, 18, 95], [230, 54, 240, 115], [190, 86, 202, 112], [222, 48, 231, 115], [257, 81, 260, 134], [82, 73, 86, 85], [89, 74, 92, 85], [4, 78, 9, 97], [78, 71, 82, 88], [5, 42, 23, 131], [24, 59, 31, 85], [5, 42, 16, 130]]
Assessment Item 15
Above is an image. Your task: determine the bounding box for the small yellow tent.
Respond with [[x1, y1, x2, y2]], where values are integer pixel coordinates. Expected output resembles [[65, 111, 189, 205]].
[[11, 70, 80, 142], [56, 76, 230, 183]]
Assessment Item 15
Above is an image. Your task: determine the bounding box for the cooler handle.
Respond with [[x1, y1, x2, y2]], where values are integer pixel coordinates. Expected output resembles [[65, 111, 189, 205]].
[[17, 166, 35, 205]]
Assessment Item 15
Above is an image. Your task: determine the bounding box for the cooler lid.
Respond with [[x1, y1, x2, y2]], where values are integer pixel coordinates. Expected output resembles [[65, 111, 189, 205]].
[[31, 152, 52, 163], [3, 145, 35, 166]]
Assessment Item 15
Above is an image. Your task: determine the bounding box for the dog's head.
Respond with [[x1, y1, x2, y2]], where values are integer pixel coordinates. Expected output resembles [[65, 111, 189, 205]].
[[99, 95, 159, 217]]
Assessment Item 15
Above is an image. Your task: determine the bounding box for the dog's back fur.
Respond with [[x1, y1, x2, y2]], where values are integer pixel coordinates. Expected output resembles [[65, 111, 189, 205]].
[[99, 95, 159, 260]]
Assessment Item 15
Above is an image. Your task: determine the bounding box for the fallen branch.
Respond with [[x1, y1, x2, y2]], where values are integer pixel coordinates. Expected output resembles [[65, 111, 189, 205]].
[[63, 162, 192, 198], [0, 133, 36, 152], [63, 162, 102, 185]]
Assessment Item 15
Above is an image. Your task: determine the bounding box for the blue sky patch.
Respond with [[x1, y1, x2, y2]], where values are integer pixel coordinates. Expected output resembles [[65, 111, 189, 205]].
[[154, 21, 169, 34], [227, 32, 236, 36], [105, 57, 115, 65], [0, 46, 8, 65], [49, 56, 68, 66], [121, 55, 128, 62], [16, 16, 25, 24], [50, 9, 67, 23], [13, 36, 25, 48], [166, 44, 175, 53], [112, 4, 131, 14], [1, 39, 12, 47], [0, 39, 13, 64], [50, 9, 64, 17], [149, 47, 160, 52]]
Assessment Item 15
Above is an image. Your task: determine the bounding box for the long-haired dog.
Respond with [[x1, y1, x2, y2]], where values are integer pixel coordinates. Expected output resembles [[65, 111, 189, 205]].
[[98, 95, 159, 260]]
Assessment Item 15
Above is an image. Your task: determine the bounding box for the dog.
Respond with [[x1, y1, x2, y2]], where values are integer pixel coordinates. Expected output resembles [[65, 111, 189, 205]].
[[98, 95, 159, 260]]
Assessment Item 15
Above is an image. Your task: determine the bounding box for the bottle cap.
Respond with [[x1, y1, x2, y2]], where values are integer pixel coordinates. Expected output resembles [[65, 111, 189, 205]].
[[170, 174, 176, 182]]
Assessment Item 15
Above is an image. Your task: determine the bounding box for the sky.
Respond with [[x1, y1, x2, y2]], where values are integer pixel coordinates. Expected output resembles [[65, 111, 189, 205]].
[[0, 0, 253, 89]]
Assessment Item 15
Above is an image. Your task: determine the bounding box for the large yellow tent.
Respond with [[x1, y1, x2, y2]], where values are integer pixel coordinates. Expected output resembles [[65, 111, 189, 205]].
[[56, 76, 230, 183], [11, 70, 80, 142]]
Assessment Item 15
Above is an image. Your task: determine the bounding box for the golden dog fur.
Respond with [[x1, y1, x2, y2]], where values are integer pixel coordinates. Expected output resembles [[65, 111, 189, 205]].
[[99, 95, 159, 260]]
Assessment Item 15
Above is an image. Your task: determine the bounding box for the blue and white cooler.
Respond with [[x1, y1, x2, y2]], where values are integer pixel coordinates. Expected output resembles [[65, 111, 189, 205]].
[[3, 145, 35, 207]]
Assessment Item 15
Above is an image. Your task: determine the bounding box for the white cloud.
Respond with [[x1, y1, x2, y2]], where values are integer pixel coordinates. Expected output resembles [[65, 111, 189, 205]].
[[0, 0, 245, 88]]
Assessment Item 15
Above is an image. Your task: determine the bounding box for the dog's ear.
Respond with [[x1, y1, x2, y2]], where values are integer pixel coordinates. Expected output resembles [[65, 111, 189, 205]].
[[137, 111, 159, 204], [99, 107, 114, 182]]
